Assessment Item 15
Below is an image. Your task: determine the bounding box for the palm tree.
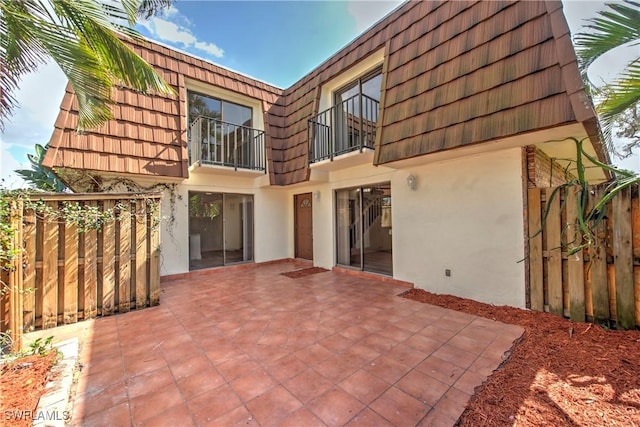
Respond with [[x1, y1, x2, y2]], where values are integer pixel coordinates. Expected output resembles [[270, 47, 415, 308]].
[[15, 143, 67, 191], [574, 0, 640, 154], [0, 0, 175, 131]]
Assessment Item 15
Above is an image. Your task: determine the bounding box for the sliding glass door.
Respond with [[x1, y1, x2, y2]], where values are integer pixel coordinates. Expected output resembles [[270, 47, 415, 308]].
[[335, 184, 392, 275], [188, 191, 254, 270]]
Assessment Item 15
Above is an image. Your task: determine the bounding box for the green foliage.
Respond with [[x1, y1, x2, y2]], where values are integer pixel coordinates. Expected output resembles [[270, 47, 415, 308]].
[[15, 144, 67, 192], [28, 336, 54, 356], [0, 0, 175, 131], [574, 0, 640, 154]]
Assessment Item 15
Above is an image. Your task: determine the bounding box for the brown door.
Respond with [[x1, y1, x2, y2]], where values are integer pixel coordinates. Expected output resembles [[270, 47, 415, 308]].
[[294, 193, 313, 260]]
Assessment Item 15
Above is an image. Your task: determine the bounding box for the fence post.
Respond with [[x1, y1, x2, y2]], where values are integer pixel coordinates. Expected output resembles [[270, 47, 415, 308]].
[[9, 200, 24, 351]]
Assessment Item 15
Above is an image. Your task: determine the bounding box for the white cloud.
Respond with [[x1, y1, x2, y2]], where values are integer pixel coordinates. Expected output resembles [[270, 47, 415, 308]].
[[347, 0, 402, 33], [140, 5, 224, 58], [0, 61, 66, 188]]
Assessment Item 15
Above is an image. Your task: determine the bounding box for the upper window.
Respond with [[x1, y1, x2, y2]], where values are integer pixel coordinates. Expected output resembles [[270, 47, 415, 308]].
[[187, 91, 252, 128], [334, 67, 383, 106]]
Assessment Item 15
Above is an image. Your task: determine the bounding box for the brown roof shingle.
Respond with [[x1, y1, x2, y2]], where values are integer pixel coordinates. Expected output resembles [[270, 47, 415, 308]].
[[44, 0, 605, 187]]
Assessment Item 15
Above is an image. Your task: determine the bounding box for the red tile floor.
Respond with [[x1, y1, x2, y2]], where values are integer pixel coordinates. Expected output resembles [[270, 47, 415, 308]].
[[25, 261, 523, 426]]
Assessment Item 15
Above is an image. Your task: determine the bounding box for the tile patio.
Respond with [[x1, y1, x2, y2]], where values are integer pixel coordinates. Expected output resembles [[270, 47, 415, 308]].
[[25, 261, 523, 426]]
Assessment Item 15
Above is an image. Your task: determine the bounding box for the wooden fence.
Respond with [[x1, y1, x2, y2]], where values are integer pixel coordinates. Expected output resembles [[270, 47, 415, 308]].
[[1, 193, 161, 350], [528, 184, 639, 329]]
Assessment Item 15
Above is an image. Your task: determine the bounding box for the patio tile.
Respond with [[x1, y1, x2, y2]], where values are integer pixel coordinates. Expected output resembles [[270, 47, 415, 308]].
[[359, 333, 397, 353], [418, 408, 457, 427], [447, 334, 491, 355], [307, 387, 365, 426], [230, 367, 276, 402], [279, 408, 326, 427], [169, 354, 214, 381], [319, 333, 354, 352], [187, 384, 243, 425], [453, 369, 487, 395], [431, 344, 478, 369], [137, 403, 194, 427], [245, 385, 302, 427], [124, 353, 168, 378], [204, 342, 243, 365], [80, 401, 131, 427], [314, 354, 360, 383], [177, 368, 226, 400], [130, 382, 183, 425], [126, 367, 174, 400], [339, 325, 371, 341], [364, 355, 412, 384], [432, 387, 471, 421], [345, 408, 394, 427], [263, 354, 308, 382], [370, 387, 430, 426], [384, 343, 428, 368], [340, 343, 381, 366], [404, 334, 442, 355], [338, 369, 390, 405], [205, 405, 258, 427], [284, 368, 333, 403], [216, 354, 260, 382], [396, 369, 450, 407], [72, 381, 128, 418], [76, 366, 124, 396], [294, 343, 333, 366], [415, 356, 464, 386]]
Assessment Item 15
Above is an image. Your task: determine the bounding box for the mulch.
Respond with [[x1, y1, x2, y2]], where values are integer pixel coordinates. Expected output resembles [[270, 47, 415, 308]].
[[401, 288, 640, 426], [0, 351, 59, 427], [280, 267, 329, 278]]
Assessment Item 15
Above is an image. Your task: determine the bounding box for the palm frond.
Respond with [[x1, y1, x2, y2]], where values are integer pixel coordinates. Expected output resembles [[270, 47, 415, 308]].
[[574, 0, 640, 85]]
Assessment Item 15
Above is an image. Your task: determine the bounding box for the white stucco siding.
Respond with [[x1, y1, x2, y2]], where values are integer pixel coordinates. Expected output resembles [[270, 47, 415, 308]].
[[392, 148, 526, 307]]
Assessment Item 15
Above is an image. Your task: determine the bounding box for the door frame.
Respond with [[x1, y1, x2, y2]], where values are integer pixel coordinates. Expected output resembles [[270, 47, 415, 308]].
[[294, 193, 314, 260]]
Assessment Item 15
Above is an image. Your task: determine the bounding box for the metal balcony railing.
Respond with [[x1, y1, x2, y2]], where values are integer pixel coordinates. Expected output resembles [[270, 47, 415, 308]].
[[189, 116, 266, 172], [308, 94, 379, 164]]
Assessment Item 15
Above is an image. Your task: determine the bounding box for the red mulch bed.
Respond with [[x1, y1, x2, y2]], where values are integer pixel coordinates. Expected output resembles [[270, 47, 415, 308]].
[[402, 289, 640, 426], [281, 267, 329, 278], [0, 351, 58, 427]]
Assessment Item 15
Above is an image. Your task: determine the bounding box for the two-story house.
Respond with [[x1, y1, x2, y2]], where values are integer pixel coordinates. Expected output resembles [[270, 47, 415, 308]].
[[43, 0, 608, 308]]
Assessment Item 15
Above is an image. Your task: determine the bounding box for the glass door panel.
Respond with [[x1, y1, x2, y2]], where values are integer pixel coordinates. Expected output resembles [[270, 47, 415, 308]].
[[188, 191, 253, 270], [336, 188, 362, 269], [362, 185, 392, 275], [335, 184, 392, 275]]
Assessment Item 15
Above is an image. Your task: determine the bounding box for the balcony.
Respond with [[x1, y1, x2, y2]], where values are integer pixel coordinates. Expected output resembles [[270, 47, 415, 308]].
[[189, 116, 266, 173], [308, 94, 379, 166]]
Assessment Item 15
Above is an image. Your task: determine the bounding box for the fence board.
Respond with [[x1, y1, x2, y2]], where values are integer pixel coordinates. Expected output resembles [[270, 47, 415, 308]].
[[42, 202, 58, 329], [102, 200, 116, 316], [23, 208, 36, 331], [544, 188, 563, 315], [84, 202, 98, 319], [590, 185, 610, 322], [566, 186, 585, 322], [118, 204, 131, 313], [612, 187, 634, 329], [149, 211, 160, 306], [63, 221, 79, 324], [135, 202, 148, 309], [528, 188, 543, 311], [9, 201, 24, 350]]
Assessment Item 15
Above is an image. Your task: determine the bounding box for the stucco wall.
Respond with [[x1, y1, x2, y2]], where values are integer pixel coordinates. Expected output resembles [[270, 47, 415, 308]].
[[392, 148, 526, 307], [301, 148, 526, 307]]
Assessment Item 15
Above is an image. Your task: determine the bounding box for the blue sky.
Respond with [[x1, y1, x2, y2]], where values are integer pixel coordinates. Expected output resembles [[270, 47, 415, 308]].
[[0, 1, 636, 187]]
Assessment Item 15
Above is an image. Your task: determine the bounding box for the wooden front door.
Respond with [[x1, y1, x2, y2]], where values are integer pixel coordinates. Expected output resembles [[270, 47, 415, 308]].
[[294, 193, 313, 260]]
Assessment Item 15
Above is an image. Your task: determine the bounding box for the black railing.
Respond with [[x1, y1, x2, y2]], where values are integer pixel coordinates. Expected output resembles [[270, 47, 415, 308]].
[[189, 116, 266, 172], [308, 94, 379, 163]]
